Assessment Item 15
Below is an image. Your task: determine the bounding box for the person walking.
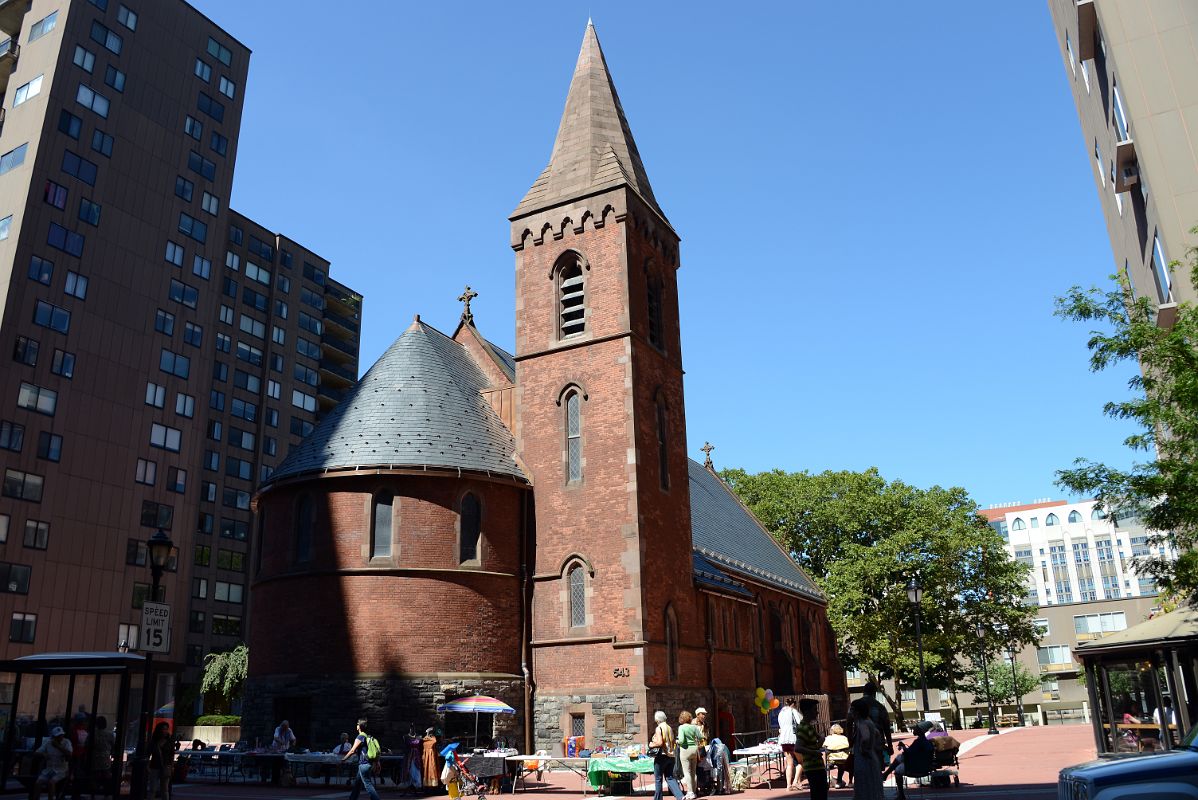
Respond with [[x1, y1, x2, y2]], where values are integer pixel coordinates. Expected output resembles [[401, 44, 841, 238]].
[[776, 697, 802, 791], [147, 722, 174, 800], [849, 700, 883, 800], [795, 699, 828, 800], [341, 718, 381, 800], [649, 711, 685, 800], [676, 711, 701, 799]]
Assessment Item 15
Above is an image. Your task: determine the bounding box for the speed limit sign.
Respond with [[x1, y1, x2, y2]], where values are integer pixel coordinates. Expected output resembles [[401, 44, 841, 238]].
[[141, 602, 171, 654]]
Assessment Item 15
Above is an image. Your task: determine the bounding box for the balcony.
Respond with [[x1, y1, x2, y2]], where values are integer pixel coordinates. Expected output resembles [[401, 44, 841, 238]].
[[324, 309, 360, 335], [0, 1, 26, 40], [321, 334, 357, 361], [317, 384, 347, 404], [325, 281, 362, 310], [1076, 0, 1097, 61], [0, 37, 18, 96], [319, 359, 356, 385]]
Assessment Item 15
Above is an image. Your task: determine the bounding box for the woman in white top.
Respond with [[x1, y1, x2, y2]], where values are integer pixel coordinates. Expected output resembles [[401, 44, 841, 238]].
[[650, 711, 685, 800], [776, 697, 802, 790]]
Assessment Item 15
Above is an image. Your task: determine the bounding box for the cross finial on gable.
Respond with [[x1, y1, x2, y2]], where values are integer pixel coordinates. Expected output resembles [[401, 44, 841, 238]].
[[458, 285, 478, 325], [701, 441, 715, 471]]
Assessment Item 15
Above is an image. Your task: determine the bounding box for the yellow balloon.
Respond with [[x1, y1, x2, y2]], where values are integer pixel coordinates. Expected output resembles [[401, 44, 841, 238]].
[[755, 687, 766, 699]]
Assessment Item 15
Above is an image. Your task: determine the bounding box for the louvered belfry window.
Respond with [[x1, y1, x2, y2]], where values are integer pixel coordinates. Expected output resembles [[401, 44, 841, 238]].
[[566, 392, 582, 482], [569, 564, 585, 627], [558, 256, 586, 338]]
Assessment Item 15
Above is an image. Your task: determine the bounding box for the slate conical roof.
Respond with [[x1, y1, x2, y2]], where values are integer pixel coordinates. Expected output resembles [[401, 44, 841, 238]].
[[265, 319, 525, 486], [512, 21, 669, 225]]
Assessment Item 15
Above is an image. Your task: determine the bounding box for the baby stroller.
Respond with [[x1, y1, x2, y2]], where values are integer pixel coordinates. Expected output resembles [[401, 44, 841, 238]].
[[929, 739, 961, 787], [440, 743, 487, 800]]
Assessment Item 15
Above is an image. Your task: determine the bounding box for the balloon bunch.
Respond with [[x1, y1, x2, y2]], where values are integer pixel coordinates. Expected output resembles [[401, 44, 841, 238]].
[[753, 687, 780, 715]]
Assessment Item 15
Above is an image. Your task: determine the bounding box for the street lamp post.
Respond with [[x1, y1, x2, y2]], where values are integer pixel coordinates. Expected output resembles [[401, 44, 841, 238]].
[[1007, 645, 1024, 726], [976, 622, 999, 735], [130, 529, 174, 800], [907, 578, 931, 718]]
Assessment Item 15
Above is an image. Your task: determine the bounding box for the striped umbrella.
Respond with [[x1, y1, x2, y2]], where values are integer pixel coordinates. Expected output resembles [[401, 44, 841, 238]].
[[436, 695, 515, 746]]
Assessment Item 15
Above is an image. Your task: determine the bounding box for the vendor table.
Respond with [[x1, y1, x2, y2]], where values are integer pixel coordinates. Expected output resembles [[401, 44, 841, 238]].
[[505, 755, 590, 793], [285, 753, 409, 785], [732, 744, 784, 787], [586, 755, 654, 791]]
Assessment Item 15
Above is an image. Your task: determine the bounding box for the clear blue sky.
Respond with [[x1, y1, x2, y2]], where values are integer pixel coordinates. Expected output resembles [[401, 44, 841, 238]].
[[191, 0, 1141, 508]]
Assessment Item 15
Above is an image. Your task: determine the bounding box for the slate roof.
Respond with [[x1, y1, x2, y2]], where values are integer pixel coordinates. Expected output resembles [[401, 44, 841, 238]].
[[481, 336, 515, 383], [693, 552, 754, 598], [512, 21, 669, 226], [266, 319, 525, 486], [689, 459, 823, 601]]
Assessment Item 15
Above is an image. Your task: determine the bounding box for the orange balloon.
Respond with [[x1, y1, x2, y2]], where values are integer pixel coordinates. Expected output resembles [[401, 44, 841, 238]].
[[770, 698, 780, 709]]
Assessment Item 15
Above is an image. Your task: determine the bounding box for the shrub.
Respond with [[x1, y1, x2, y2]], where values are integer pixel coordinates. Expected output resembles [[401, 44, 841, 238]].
[[195, 714, 241, 726]]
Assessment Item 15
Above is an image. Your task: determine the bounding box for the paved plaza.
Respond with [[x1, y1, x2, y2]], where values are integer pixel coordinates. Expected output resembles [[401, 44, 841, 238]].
[[171, 724, 1096, 800]]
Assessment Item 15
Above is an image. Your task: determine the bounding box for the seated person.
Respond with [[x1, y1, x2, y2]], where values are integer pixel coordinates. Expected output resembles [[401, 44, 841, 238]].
[[332, 733, 352, 756], [32, 727, 73, 800], [272, 720, 297, 752], [882, 721, 934, 800], [822, 724, 851, 789]]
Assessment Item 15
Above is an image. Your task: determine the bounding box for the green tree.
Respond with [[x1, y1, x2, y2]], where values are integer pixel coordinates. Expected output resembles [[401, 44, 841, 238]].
[[721, 468, 1040, 726], [1054, 242, 1198, 601], [201, 644, 248, 714], [959, 657, 1040, 707]]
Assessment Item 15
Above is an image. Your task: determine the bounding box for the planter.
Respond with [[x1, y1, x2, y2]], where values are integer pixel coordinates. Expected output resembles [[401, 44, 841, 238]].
[[177, 725, 241, 745]]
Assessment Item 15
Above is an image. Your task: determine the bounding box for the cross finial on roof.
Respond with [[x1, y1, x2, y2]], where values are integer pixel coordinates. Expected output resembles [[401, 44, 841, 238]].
[[701, 441, 715, 471], [458, 285, 478, 325]]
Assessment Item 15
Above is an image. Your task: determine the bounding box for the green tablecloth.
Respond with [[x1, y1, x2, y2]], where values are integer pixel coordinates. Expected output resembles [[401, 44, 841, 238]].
[[587, 756, 655, 789]]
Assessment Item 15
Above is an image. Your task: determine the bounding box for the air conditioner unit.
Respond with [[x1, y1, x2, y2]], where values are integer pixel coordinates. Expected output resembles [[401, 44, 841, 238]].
[[1121, 164, 1140, 187]]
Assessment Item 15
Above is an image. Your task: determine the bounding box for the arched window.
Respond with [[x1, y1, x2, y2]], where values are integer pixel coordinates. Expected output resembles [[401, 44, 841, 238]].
[[296, 493, 314, 563], [1045, 513, 1059, 527], [371, 491, 393, 559], [1091, 508, 1106, 520], [646, 265, 663, 349], [1011, 517, 1026, 531], [556, 252, 586, 338], [1068, 510, 1081, 524], [568, 564, 586, 627], [656, 395, 669, 491], [565, 391, 582, 483], [665, 605, 679, 682], [459, 492, 481, 563]]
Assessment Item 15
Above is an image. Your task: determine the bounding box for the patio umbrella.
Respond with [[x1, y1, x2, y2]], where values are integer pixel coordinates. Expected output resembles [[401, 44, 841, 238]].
[[436, 695, 516, 746]]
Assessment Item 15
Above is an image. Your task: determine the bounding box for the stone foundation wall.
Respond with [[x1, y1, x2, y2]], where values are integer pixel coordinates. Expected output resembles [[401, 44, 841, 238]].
[[531, 692, 644, 752], [243, 675, 525, 749]]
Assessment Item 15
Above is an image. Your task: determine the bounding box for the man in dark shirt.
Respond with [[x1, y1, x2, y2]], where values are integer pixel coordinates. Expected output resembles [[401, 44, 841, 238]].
[[857, 682, 894, 756], [794, 699, 827, 800]]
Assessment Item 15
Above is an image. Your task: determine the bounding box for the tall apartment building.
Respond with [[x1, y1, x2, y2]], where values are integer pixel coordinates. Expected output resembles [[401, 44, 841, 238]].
[[1048, 1, 1198, 316], [0, 0, 361, 710]]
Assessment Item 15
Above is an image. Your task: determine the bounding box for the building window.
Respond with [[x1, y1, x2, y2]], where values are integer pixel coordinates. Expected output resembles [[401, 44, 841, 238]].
[[1068, 510, 1081, 524], [140, 500, 173, 530], [1045, 513, 1058, 526], [18, 383, 57, 416], [91, 129, 114, 157], [44, 180, 67, 209], [9, 612, 35, 644], [647, 275, 663, 348], [116, 4, 137, 30], [73, 46, 96, 73], [0, 143, 28, 175], [459, 492, 480, 563], [371, 491, 393, 560], [47, 223, 85, 257], [65, 270, 89, 298], [194, 58, 211, 82], [23, 519, 49, 549], [1033, 618, 1050, 636], [665, 605, 679, 682], [565, 391, 582, 483], [218, 75, 235, 98], [207, 36, 232, 66], [76, 83, 110, 118], [13, 75, 44, 107], [1152, 233, 1171, 303], [28, 11, 57, 41], [62, 150, 97, 185], [656, 395, 669, 491], [33, 300, 70, 333], [1030, 516, 1040, 529], [0, 563, 31, 594], [568, 564, 585, 627], [13, 337, 38, 367], [1011, 517, 1025, 531], [28, 256, 53, 285], [150, 423, 181, 452], [58, 110, 82, 139], [103, 65, 125, 93], [296, 493, 314, 563], [0, 421, 24, 452], [556, 253, 586, 338], [36, 432, 62, 462], [3, 470, 44, 503], [135, 458, 156, 486]]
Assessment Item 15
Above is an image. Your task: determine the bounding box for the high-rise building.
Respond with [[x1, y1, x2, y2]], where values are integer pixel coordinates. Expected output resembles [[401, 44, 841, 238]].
[[0, 0, 360, 709], [1048, 1, 1198, 317]]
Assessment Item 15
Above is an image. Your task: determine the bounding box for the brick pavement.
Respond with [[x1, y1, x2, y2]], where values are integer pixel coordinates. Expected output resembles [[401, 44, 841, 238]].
[[172, 725, 1096, 800]]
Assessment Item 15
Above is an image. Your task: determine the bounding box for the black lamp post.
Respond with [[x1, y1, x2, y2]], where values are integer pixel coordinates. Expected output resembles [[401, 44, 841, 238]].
[[975, 622, 999, 735], [1007, 645, 1024, 726], [130, 529, 174, 800], [907, 578, 930, 718]]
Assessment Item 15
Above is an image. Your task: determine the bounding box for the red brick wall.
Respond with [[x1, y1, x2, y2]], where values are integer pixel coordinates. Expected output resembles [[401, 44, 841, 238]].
[[249, 473, 527, 678]]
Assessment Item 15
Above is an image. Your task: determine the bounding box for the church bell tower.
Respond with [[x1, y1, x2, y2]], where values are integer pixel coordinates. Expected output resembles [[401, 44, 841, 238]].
[[510, 21, 694, 749]]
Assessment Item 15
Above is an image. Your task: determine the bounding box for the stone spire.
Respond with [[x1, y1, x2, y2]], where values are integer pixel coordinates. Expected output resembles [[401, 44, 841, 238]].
[[512, 21, 668, 225]]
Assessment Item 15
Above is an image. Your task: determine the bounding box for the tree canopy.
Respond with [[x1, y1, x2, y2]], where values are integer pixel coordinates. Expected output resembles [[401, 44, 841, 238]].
[[721, 467, 1039, 721], [959, 657, 1040, 708], [201, 644, 248, 714], [1055, 243, 1198, 601]]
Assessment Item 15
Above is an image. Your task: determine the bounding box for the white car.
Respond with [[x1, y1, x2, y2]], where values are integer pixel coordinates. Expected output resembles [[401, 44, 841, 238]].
[[1058, 725, 1198, 800]]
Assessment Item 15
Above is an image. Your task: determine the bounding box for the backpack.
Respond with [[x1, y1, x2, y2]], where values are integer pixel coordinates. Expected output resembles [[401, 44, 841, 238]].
[[365, 735, 381, 760]]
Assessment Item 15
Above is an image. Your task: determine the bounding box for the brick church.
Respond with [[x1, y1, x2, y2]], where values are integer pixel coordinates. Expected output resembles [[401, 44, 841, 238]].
[[244, 22, 846, 751]]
